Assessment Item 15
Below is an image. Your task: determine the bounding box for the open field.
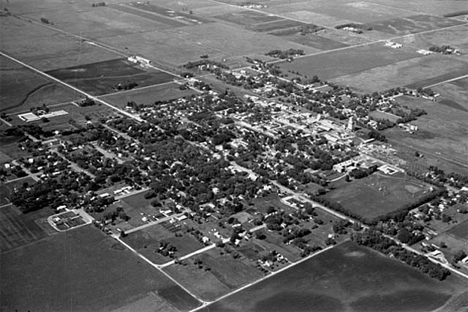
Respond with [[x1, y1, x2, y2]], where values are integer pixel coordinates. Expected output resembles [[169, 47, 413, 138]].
[[383, 96, 468, 167], [201, 240, 468, 312], [99, 82, 198, 108], [0, 205, 48, 252], [332, 54, 468, 93], [46, 58, 176, 96], [277, 42, 420, 81], [0, 55, 80, 114], [323, 173, 433, 222], [0, 225, 200, 312], [0, 15, 120, 71], [164, 247, 263, 302]]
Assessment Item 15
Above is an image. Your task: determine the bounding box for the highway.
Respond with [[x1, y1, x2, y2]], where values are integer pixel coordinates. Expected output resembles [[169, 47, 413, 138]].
[[0, 51, 144, 122]]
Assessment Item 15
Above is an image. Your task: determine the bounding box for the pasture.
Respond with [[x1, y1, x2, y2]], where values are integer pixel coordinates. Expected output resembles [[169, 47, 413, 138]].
[[201, 241, 468, 312], [383, 95, 468, 167], [323, 173, 434, 222], [278, 42, 420, 81], [99, 82, 198, 108], [0, 225, 200, 312], [46, 58, 176, 96]]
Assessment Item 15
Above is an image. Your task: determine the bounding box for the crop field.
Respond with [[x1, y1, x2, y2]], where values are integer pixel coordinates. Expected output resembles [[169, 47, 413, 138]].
[[128, 2, 212, 25], [392, 24, 468, 59], [405, 67, 468, 90], [0, 225, 200, 312], [278, 42, 420, 81], [122, 224, 205, 265], [99, 82, 198, 108], [45, 58, 176, 96], [0, 55, 80, 114], [0, 16, 119, 71], [323, 173, 433, 222], [309, 4, 399, 24], [365, 15, 465, 35], [383, 96, 468, 167], [275, 32, 348, 50], [431, 78, 468, 112], [214, 10, 282, 27], [331, 54, 468, 93], [201, 241, 468, 312], [0, 205, 48, 252], [109, 4, 192, 28], [169, 22, 317, 64]]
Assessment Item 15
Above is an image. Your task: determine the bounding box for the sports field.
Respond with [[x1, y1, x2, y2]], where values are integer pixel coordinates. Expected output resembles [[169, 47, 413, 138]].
[[322, 173, 433, 222], [0, 225, 200, 312], [200, 241, 468, 312]]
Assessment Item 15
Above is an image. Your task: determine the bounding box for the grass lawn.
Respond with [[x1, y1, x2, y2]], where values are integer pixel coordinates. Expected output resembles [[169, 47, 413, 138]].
[[0, 225, 200, 312], [322, 173, 433, 222], [201, 240, 468, 312]]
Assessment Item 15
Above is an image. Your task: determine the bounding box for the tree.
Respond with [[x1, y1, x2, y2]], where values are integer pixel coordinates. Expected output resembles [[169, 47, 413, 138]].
[[453, 250, 467, 263]]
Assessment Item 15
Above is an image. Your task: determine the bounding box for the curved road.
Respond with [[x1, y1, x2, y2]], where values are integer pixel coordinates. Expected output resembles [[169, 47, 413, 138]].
[[0, 51, 143, 122]]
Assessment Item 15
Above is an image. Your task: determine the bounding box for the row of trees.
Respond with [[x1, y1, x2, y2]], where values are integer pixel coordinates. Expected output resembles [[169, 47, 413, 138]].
[[352, 229, 451, 281]]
